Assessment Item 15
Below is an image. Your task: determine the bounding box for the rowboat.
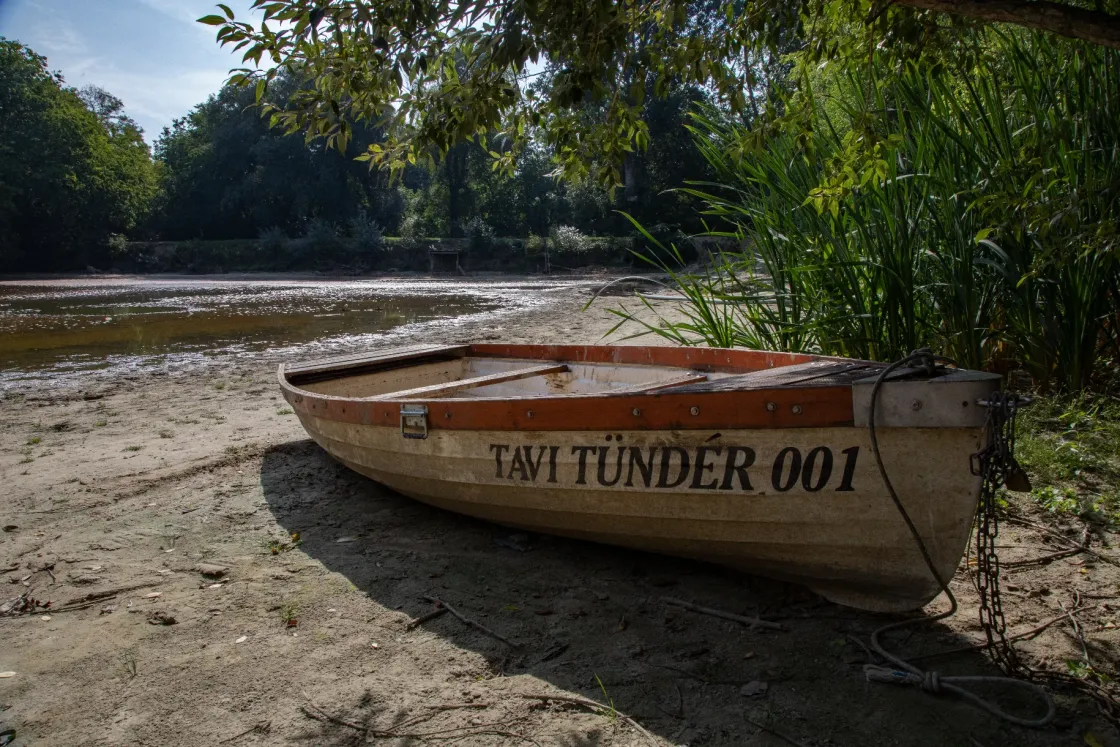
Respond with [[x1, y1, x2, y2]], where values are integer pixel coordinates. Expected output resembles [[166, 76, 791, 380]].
[[278, 343, 999, 612]]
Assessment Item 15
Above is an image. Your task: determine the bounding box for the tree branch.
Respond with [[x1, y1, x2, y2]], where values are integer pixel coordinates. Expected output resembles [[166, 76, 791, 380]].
[[894, 0, 1120, 50]]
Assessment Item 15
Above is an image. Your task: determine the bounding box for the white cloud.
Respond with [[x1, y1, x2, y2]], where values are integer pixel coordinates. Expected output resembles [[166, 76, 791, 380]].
[[31, 23, 88, 55], [67, 63, 233, 137]]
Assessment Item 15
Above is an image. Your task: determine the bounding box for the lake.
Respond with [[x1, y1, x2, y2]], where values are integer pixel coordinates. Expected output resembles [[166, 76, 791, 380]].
[[0, 276, 589, 384]]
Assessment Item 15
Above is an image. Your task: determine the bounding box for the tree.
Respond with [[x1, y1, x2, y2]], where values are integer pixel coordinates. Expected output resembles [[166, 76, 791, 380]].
[[0, 39, 158, 271], [150, 71, 402, 241], [202, 0, 1120, 187]]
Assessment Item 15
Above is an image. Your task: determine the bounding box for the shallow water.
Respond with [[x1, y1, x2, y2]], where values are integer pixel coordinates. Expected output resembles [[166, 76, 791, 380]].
[[0, 276, 584, 385]]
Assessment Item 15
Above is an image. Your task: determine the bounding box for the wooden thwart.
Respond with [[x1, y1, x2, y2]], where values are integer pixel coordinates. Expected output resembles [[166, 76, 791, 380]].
[[285, 344, 468, 377], [381, 363, 569, 400]]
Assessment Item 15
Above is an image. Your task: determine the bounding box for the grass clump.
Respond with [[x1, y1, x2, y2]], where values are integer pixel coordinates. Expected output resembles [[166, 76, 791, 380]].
[[1016, 394, 1120, 523]]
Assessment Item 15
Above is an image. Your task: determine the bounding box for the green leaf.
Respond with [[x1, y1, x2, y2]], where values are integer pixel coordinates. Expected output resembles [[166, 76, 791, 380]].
[[197, 14, 226, 26], [217, 3, 234, 19]]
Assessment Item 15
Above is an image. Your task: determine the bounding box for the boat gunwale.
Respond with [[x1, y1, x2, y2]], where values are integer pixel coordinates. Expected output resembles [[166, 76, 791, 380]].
[[278, 343, 868, 431]]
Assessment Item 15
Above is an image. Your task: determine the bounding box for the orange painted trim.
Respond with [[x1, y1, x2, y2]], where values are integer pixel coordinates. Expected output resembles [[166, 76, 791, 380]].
[[278, 344, 856, 431], [302, 387, 853, 430]]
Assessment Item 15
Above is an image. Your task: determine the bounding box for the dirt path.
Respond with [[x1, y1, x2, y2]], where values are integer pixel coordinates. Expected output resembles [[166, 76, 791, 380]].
[[1, 287, 1117, 746]]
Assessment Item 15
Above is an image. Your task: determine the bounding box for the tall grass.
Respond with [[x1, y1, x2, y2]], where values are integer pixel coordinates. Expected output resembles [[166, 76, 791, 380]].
[[621, 31, 1119, 391]]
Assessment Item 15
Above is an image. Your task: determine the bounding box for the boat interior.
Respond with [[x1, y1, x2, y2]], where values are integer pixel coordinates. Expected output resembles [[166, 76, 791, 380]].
[[283, 344, 892, 401]]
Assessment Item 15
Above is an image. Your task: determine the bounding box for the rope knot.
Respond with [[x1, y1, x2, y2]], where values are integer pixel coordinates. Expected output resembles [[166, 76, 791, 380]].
[[921, 671, 942, 694]]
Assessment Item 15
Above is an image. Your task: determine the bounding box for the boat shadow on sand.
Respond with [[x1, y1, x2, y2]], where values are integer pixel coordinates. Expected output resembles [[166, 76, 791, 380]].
[[260, 439, 1056, 747]]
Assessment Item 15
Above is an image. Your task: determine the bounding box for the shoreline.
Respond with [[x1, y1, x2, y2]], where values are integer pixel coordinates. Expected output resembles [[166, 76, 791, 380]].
[[0, 268, 652, 283]]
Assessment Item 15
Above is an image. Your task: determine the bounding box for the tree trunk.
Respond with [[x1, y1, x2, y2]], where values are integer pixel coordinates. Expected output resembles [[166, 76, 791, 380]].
[[895, 0, 1120, 50]]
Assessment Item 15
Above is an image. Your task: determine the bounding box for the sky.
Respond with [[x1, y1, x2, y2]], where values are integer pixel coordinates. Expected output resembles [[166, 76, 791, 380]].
[[0, 0, 261, 142]]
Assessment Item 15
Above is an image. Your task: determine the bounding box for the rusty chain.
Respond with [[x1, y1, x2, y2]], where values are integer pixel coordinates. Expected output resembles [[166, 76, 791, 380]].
[[972, 390, 1030, 677], [972, 391, 1120, 724]]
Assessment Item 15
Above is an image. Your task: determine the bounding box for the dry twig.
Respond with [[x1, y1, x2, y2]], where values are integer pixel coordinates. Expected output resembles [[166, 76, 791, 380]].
[[219, 720, 271, 744], [661, 596, 782, 631], [1005, 517, 1120, 567], [519, 692, 656, 743], [423, 595, 520, 648], [302, 696, 518, 741], [1060, 593, 1090, 665], [1003, 527, 1091, 568], [406, 605, 449, 630]]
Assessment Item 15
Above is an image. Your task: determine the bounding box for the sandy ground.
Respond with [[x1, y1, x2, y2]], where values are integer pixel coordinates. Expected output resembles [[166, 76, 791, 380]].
[[2, 285, 1119, 747]]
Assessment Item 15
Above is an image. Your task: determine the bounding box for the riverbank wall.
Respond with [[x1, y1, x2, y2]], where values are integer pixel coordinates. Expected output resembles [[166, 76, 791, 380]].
[[111, 235, 732, 274]]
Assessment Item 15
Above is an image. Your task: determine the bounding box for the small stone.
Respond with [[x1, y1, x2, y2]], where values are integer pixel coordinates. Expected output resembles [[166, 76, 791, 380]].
[[0, 672, 15, 678], [147, 610, 176, 625], [740, 680, 768, 697], [40, 615, 51, 621], [197, 563, 229, 578], [72, 574, 102, 585], [90, 541, 123, 551], [143, 592, 163, 599], [235, 635, 248, 643]]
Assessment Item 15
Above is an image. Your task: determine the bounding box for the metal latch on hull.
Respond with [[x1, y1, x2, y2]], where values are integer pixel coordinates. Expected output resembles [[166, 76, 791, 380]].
[[400, 404, 429, 439]]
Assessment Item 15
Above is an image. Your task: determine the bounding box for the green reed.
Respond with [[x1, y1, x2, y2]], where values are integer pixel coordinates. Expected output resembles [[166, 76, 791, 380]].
[[617, 31, 1118, 391]]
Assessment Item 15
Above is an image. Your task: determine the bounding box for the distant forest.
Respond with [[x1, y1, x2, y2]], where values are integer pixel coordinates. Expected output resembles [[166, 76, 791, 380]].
[[0, 38, 715, 273]]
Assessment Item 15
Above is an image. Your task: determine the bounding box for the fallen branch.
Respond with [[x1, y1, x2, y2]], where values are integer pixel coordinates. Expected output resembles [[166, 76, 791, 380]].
[[301, 701, 524, 740], [443, 730, 542, 746], [219, 720, 271, 744], [422, 595, 520, 648], [907, 604, 1091, 662], [61, 583, 161, 607], [46, 583, 164, 614], [1061, 593, 1090, 665], [1002, 527, 1090, 568], [406, 605, 449, 630], [301, 704, 366, 732], [519, 693, 655, 744], [1005, 517, 1120, 567], [661, 596, 783, 631], [392, 702, 494, 731]]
